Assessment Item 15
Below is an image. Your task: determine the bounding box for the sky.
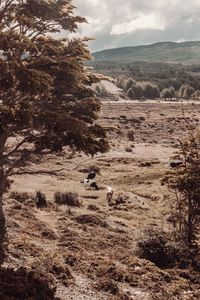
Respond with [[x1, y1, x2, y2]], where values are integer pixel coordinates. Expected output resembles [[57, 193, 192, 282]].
[[74, 0, 200, 52]]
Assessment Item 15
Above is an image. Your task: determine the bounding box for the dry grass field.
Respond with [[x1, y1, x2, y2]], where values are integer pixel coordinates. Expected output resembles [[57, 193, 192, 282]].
[[3, 101, 200, 299]]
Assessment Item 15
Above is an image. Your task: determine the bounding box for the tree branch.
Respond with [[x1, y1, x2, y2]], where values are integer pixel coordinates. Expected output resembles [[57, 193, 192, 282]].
[[5, 136, 30, 158], [9, 168, 65, 176]]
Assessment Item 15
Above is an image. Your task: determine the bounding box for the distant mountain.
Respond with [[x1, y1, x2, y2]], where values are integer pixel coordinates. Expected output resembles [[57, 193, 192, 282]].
[[92, 41, 200, 64]]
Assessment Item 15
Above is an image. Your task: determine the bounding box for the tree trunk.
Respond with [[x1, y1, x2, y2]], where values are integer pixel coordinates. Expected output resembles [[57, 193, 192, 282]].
[[0, 167, 5, 246], [187, 198, 192, 245], [0, 130, 7, 250], [0, 199, 5, 245]]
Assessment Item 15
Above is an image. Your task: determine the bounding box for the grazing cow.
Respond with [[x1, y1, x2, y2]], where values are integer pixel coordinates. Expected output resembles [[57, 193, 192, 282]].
[[80, 178, 99, 190], [80, 172, 99, 190], [106, 187, 114, 206]]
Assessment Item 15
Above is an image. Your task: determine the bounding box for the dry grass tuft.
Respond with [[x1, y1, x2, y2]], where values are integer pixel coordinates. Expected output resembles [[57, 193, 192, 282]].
[[54, 191, 81, 207]]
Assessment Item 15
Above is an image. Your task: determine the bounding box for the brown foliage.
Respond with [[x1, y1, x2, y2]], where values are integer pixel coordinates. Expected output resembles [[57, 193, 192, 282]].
[[0, 267, 57, 300], [54, 191, 81, 207], [75, 214, 108, 227], [0, 0, 109, 253]]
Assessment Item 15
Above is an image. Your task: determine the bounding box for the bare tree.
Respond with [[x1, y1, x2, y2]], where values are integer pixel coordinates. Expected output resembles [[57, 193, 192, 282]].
[[164, 131, 200, 245]]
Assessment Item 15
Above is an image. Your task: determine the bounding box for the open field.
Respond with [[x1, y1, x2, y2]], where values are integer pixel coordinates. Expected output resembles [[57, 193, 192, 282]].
[[3, 101, 200, 299]]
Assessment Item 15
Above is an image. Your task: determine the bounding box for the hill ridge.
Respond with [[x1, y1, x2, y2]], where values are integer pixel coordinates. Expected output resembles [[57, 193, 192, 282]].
[[92, 41, 200, 64]]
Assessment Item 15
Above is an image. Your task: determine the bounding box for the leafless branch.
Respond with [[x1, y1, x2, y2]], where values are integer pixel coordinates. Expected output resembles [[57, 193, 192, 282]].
[[10, 168, 65, 176], [5, 136, 30, 158]]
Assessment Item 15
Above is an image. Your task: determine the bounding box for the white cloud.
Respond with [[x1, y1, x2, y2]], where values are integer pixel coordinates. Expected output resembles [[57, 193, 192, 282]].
[[73, 0, 200, 51], [80, 16, 102, 36], [111, 13, 166, 35]]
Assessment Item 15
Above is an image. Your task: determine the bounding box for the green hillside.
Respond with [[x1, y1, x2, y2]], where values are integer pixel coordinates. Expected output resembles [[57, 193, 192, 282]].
[[92, 41, 200, 64]]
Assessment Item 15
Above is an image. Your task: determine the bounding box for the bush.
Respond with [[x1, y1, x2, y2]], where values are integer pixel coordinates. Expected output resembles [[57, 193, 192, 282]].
[[85, 164, 100, 173], [0, 267, 57, 299], [79, 164, 100, 174], [132, 84, 143, 99], [124, 78, 136, 91], [10, 191, 31, 203], [126, 87, 135, 99], [125, 147, 132, 153], [137, 228, 191, 268], [95, 278, 119, 295], [87, 204, 99, 211], [127, 130, 135, 141], [54, 192, 81, 207], [35, 191, 47, 208], [137, 228, 168, 268], [94, 83, 111, 97], [75, 214, 107, 227], [161, 87, 175, 100], [138, 82, 160, 99]]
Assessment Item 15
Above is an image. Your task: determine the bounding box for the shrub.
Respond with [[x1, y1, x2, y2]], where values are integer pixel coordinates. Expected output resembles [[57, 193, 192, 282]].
[[5, 178, 12, 192], [94, 83, 111, 97], [178, 84, 195, 99], [75, 214, 107, 227], [95, 278, 119, 295], [0, 267, 57, 299], [86, 164, 100, 173], [35, 191, 47, 208], [137, 228, 168, 268], [10, 191, 31, 203], [124, 78, 136, 91], [125, 147, 132, 153], [126, 88, 135, 99], [138, 82, 160, 99], [79, 164, 100, 174], [127, 130, 135, 141], [54, 192, 81, 207], [161, 87, 175, 100], [87, 204, 99, 211], [132, 84, 143, 99], [137, 228, 192, 268]]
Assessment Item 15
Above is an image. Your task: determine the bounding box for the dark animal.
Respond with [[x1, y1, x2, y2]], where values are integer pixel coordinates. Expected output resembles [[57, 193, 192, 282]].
[[90, 182, 99, 190], [169, 160, 183, 168], [87, 172, 96, 180], [80, 172, 99, 190], [80, 179, 99, 190], [115, 196, 126, 205]]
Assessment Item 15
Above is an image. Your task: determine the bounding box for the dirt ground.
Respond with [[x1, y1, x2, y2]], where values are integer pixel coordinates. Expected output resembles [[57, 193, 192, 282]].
[[3, 101, 200, 299]]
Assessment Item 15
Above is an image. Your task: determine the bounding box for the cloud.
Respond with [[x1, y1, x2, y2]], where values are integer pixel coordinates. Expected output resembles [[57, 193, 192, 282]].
[[73, 0, 200, 51], [111, 13, 166, 35]]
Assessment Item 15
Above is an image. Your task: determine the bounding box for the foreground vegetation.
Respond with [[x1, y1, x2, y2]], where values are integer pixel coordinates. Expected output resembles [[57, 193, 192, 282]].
[[0, 0, 109, 253], [1, 1, 200, 299], [2, 101, 200, 299]]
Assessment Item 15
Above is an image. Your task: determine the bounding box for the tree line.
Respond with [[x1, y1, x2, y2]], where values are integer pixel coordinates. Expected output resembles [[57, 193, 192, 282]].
[[116, 76, 200, 100]]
